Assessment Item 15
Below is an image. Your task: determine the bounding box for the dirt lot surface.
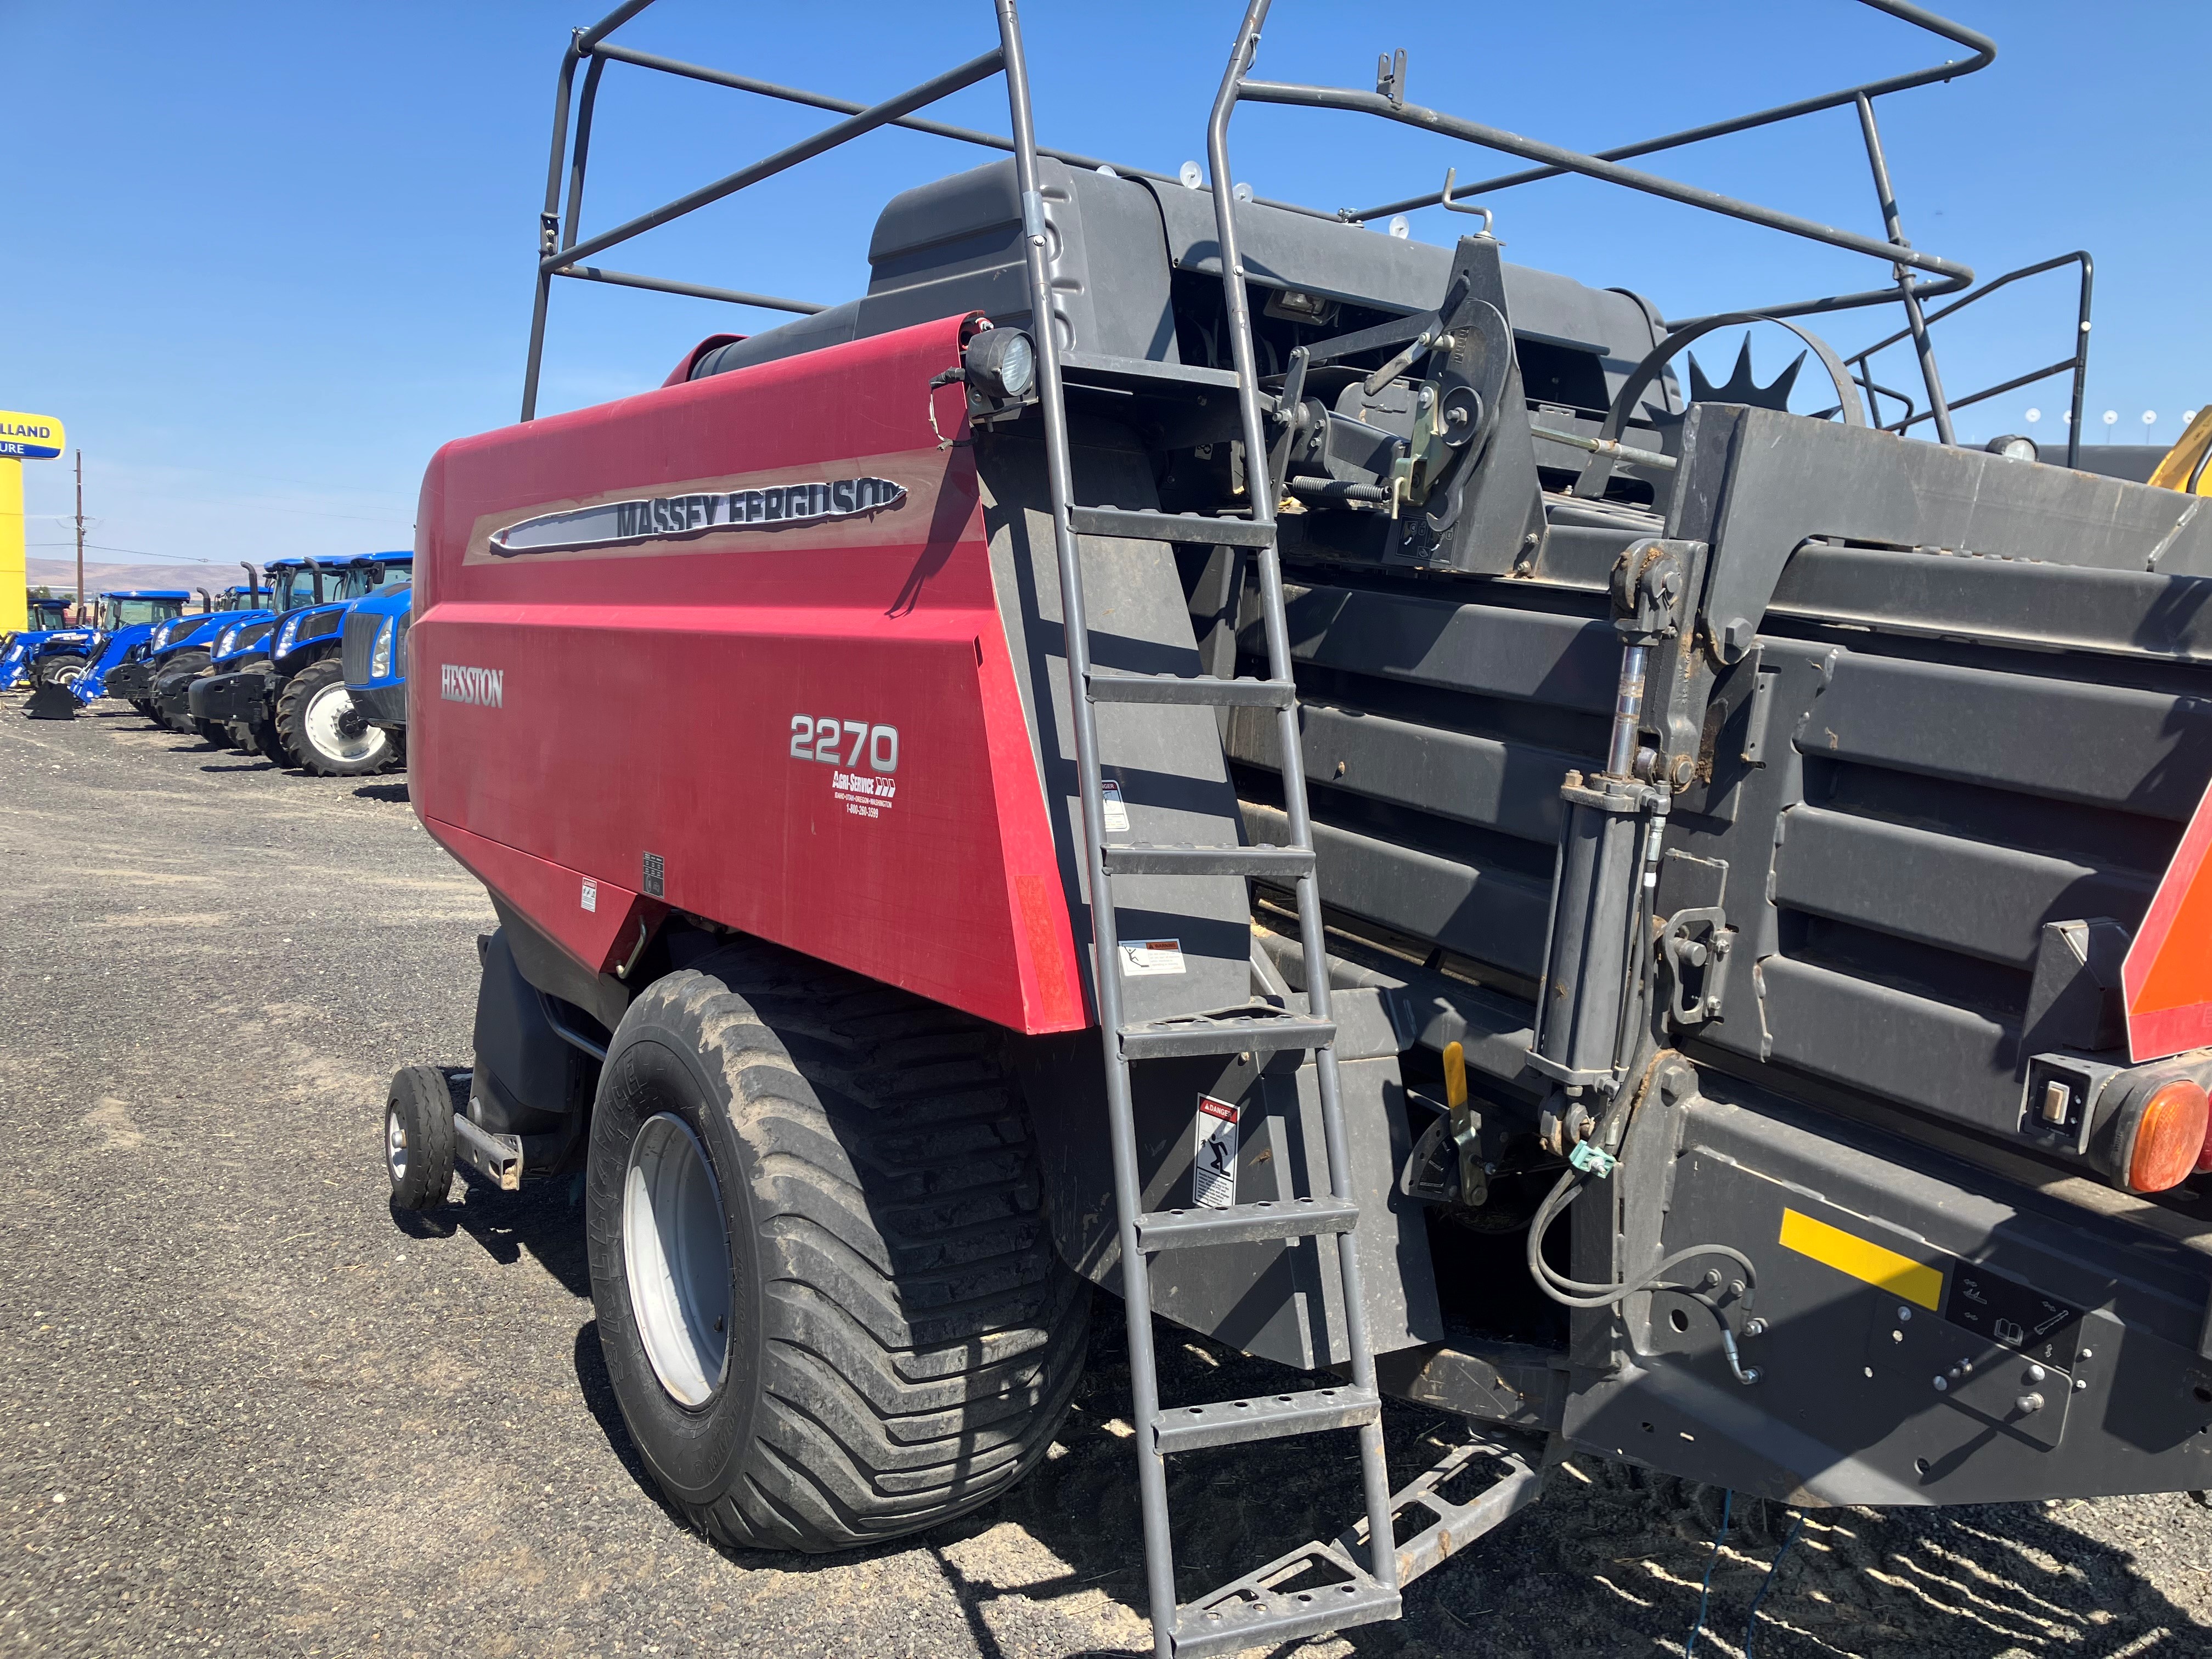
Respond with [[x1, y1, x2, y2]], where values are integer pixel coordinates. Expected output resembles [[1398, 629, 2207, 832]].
[[4, 699, 2210, 1658]]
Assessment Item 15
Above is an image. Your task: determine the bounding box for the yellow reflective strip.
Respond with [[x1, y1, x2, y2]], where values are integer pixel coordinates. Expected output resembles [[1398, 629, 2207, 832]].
[[1778, 1208, 1943, 1310]]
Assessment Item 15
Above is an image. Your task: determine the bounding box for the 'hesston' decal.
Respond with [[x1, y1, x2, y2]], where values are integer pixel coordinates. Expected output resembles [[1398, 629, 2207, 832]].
[[488, 477, 907, 557]]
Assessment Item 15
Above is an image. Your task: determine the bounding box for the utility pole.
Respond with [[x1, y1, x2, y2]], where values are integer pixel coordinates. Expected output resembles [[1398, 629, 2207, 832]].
[[74, 450, 84, 622]]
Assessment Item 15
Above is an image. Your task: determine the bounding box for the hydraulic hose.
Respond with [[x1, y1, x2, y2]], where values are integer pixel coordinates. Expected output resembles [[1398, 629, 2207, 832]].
[[1525, 1167, 1763, 1383]]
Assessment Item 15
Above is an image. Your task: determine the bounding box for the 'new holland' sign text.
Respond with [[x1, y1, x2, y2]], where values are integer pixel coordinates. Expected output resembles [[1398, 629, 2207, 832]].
[[0, 411, 65, 461], [489, 477, 906, 557], [441, 664, 503, 708]]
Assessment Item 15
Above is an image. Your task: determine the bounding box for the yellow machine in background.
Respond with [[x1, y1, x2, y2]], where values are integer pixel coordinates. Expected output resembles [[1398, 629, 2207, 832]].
[[2151, 407, 2212, 495]]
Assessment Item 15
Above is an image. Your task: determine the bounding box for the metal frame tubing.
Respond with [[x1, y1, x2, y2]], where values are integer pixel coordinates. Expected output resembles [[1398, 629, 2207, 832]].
[[1831, 252, 2094, 465], [518, 0, 1348, 421], [990, 3, 1184, 1649], [1346, 0, 1994, 223], [1235, 79, 1973, 314], [1854, 93, 1953, 444], [1210, 0, 1401, 1605]]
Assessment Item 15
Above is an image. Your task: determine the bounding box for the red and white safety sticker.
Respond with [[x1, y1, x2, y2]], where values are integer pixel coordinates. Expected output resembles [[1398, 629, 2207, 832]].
[[1193, 1094, 1240, 1210]]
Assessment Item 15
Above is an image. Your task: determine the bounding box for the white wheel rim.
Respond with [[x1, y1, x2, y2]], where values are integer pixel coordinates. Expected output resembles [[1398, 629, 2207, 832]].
[[623, 1113, 733, 1408], [48, 664, 83, 686], [303, 680, 384, 764], [387, 1110, 409, 1184]]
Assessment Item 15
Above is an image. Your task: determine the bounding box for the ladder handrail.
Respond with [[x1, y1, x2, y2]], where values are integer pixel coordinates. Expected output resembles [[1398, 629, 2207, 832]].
[[994, 5, 1184, 1654], [1207, 0, 1400, 1602]]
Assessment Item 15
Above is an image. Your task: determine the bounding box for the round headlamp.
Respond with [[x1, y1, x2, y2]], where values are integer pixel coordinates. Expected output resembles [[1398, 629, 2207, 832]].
[[964, 327, 1035, 401]]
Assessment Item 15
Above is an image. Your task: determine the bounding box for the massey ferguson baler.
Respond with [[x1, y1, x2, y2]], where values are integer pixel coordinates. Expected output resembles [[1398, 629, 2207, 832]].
[[385, 3, 2212, 1653]]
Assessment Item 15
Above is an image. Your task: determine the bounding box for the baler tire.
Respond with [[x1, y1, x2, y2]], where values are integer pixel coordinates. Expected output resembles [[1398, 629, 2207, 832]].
[[278, 658, 392, 776], [585, 942, 1088, 1553], [385, 1064, 460, 1212]]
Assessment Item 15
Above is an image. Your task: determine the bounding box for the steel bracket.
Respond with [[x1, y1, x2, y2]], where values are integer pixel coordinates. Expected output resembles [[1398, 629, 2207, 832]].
[[1660, 905, 1732, 1028]]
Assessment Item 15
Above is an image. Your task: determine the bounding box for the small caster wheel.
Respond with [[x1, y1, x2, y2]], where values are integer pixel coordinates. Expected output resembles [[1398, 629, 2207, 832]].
[[386, 1065, 459, 1211]]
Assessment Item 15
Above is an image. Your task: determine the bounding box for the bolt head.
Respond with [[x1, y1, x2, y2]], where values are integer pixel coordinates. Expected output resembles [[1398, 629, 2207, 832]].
[[1933, 1376, 1949, 1392], [1898, 1307, 1914, 1322]]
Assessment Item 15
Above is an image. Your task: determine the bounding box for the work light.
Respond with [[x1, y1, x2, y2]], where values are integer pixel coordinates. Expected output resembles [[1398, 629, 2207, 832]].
[[964, 328, 1035, 401]]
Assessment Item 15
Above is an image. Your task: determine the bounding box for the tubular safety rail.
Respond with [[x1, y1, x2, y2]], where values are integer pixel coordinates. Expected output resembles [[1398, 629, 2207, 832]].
[[1825, 251, 2094, 466], [517, 0, 1335, 421]]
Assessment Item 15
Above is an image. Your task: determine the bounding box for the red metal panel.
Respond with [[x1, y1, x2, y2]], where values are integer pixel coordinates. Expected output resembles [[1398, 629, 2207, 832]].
[[2124, 775, 2212, 1062], [410, 315, 1088, 1035]]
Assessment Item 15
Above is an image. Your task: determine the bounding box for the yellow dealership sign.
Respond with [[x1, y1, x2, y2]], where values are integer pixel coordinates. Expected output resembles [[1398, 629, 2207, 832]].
[[0, 411, 65, 461], [1, 410, 65, 634]]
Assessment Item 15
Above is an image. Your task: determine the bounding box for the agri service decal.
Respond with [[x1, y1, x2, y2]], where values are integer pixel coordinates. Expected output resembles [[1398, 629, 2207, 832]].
[[488, 478, 907, 557]]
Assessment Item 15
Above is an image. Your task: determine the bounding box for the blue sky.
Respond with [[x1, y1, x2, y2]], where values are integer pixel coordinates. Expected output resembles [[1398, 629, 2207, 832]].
[[4, 0, 2207, 568]]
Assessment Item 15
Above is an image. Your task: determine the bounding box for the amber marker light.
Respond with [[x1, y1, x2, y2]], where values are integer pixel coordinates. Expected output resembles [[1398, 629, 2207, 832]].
[[2125, 1078, 2209, 1192]]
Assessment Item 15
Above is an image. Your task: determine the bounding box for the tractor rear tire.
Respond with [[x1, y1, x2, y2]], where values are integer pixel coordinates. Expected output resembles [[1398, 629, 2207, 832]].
[[129, 697, 157, 719], [385, 1065, 460, 1211], [278, 657, 393, 776], [585, 941, 1087, 1552], [38, 654, 87, 688]]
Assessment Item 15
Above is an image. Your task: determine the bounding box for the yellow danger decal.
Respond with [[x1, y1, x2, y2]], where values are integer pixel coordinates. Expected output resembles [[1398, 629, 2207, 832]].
[[1778, 1208, 1943, 1311]]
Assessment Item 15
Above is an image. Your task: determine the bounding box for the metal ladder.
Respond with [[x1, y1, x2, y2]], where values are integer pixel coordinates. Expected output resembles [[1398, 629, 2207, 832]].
[[997, 5, 1399, 1654]]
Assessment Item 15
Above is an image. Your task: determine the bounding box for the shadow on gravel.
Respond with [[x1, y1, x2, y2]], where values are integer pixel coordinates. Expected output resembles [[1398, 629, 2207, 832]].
[[202, 760, 275, 772], [355, 781, 410, 803], [580, 1303, 2212, 1658], [433, 1173, 594, 1298]]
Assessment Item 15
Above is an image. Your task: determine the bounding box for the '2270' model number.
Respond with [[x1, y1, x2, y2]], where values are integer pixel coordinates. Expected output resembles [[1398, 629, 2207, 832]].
[[789, 715, 899, 774]]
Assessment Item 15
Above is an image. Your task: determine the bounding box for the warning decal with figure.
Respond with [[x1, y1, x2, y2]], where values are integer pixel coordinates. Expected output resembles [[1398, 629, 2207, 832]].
[[1192, 1094, 1240, 1210]]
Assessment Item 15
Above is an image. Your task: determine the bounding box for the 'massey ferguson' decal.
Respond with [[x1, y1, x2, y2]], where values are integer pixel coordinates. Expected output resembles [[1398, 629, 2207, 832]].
[[488, 478, 907, 557], [441, 664, 503, 708]]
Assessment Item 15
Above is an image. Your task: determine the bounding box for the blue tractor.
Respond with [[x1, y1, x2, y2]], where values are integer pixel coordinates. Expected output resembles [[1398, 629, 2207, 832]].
[[190, 553, 411, 774], [89, 585, 238, 715], [0, 595, 75, 690], [143, 582, 272, 740], [340, 582, 410, 751], [25, 590, 190, 692], [185, 558, 323, 751]]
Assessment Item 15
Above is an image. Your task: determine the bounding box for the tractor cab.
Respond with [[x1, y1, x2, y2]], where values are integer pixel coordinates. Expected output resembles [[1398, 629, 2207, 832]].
[[94, 590, 189, 632]]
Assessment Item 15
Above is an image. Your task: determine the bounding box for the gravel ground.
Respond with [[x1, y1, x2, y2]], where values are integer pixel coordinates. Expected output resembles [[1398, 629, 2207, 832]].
[[3, 698, 2209, 1658]]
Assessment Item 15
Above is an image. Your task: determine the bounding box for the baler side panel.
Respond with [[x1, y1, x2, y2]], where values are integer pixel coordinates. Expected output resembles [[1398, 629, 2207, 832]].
[[410, 317, 1086, 1035]]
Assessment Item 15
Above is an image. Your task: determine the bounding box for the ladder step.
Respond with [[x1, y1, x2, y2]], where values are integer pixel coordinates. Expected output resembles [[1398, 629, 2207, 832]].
[[1153, 1385, 1380, 1454], [1103, 842, 1314, 877], [1069, 504, 1276, 548], [1173, 1544, 1400, 1659], [1085, 669, 1296, 708], [1334, 1432, 1548, 1590], [1137, 1194, 1359, 1250], [1119, 1009, 1335, 1059]]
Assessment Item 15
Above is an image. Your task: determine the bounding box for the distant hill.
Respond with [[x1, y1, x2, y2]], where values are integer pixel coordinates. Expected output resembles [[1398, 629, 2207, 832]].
[[24, 556, 251, 599]]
